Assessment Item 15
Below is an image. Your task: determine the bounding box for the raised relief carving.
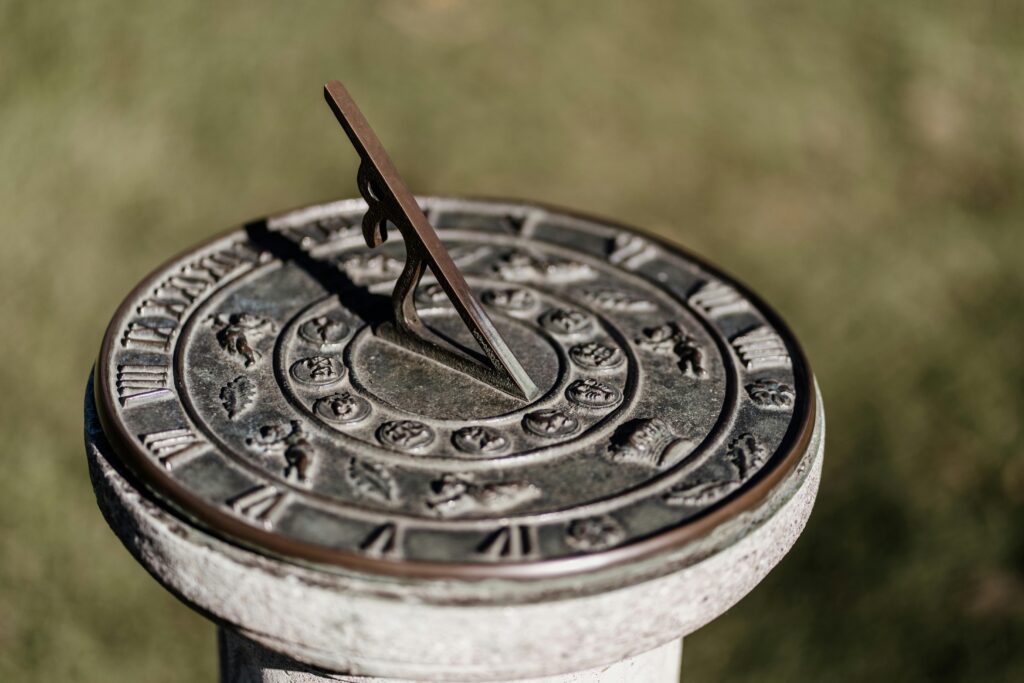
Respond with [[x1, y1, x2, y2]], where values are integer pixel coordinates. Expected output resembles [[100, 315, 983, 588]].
[[208, 313, 276, 367], [523, 409, 580, 438], [608, 418, 687, 468], [636, 322, 706, 379], [663, 433, 768, 507], [298, 314, 351, 347], [481, 287, 537, 312], [139, 427, 206, 470], [337, 252, 403, 282], [246, 421, 315, 484], [290, 355, 345, 386], [426, 474, 541, 518], [492, 251, 596, 283], [314, 391, 371, 425], [569, 342, 624, 370], [477, 525, 539, 561], [451, 426, 509, 455], [565, 378, 622, 409], [608, 233, 657, 269], [124, 241, 261, 350], [360, 523, 403, 559], [538, 308, 593, 337], [377, 420, 435, 451], [726, 432, 768, 480], [745, 378, 796, 409], [116, 363, 171, 406], [688, 280, 751, 318], [121, 319, 175, 351], [226, 485, 287, 529], [731, 326, 791, 370], [346, 457, 400, 504], [566, 515, 625, 551], [220, 375, 255, 420], [581, 288, 656, 312]]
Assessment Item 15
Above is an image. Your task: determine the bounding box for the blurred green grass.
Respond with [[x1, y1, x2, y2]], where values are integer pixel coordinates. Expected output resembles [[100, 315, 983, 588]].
[[2, 1, 1023, 681]]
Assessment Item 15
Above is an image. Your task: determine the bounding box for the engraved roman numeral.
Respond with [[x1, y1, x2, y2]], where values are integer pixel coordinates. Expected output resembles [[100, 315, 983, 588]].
[[139, 427, 205, 469], [360, 523, 403, 559], [731, 326, 791, 370], [608, 233, 657, 269], [136, 297, 189, 320], [121, 319, 176, 351], [477, 525, 539, 561], [226, 485, 288, 529], [688, 281, 751, 318], [116, 364, 171, 406]]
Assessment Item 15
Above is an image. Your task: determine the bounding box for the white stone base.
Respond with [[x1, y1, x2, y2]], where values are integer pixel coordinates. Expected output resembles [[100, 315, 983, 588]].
[[85, 380, 823, 681], [219, 629, 682, 683]]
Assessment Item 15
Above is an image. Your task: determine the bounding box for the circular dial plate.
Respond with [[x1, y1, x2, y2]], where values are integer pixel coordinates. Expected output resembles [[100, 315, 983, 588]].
[[94, 198, 815, 578]]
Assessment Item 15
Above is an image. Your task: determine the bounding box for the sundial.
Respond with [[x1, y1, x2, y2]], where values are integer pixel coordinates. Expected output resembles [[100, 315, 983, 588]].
[[85, 81, 824, 681]]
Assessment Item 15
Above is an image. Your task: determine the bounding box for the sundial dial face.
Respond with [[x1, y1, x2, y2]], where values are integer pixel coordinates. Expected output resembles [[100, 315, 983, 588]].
[[94, 196, 815, 579]]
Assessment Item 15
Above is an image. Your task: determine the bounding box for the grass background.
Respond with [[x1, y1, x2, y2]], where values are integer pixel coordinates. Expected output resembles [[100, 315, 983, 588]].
[[2, 1, 1023, 680]]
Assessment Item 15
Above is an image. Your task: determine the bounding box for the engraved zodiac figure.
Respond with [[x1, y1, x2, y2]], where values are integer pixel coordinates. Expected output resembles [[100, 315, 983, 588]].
[[426, 474, 540, 518], [208, 312, 276, 367], [247, 420, 314, 484], [636, 322, 706, 379]]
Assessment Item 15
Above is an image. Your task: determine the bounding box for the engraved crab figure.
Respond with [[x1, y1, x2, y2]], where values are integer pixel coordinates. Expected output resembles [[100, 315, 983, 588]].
[[246, 420, 315, 484], [208, 312, 276, 368], [636, 322, 706, 379]]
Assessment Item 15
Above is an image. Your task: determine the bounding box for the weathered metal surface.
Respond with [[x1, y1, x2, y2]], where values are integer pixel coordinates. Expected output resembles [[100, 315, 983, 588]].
[[92, 195, 815, 580]]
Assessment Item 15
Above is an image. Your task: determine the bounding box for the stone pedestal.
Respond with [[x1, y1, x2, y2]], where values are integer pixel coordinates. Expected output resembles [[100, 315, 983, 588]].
[[85, 380, 823, 682], [218, 630, 682, 683]]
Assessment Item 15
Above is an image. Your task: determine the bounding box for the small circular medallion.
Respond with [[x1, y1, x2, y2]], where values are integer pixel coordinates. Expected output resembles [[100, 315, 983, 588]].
[[523, 409, 580, 438], [566, 515, 625, 551], [314, 392, 371, 424], [415, 283, 450, 308], [538, 308, 593, 336], [569, 342, 624, 370], [451, 426, 510, 455], [377, 420, 435, 451], [298, 314, 351, 347], [566, 378, 622, 409], [290, 355, 345, 385]]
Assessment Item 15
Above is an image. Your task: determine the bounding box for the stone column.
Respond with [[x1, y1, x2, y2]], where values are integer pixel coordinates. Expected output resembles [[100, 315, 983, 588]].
[[85, 383, 823, 682]]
